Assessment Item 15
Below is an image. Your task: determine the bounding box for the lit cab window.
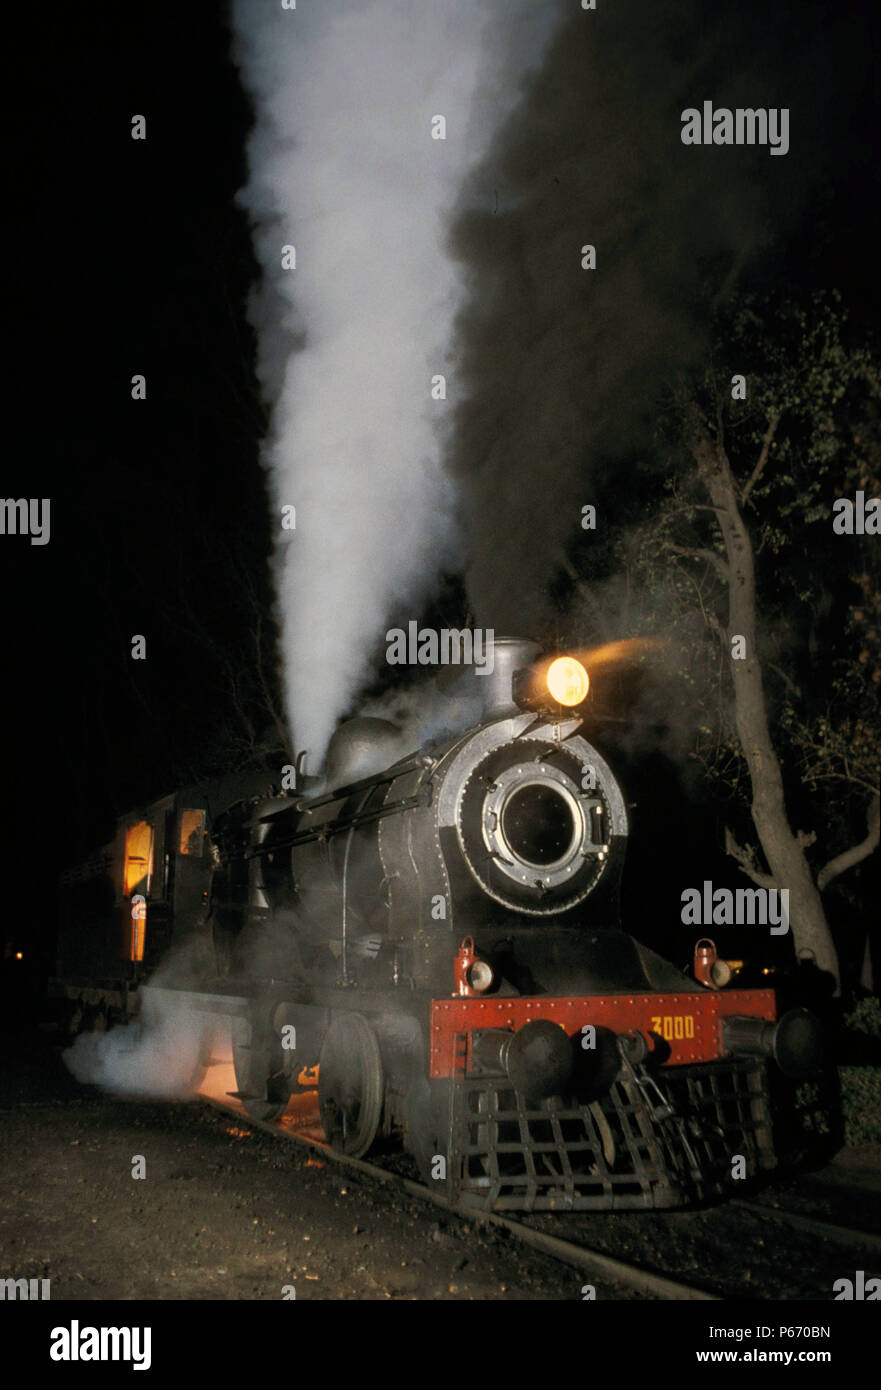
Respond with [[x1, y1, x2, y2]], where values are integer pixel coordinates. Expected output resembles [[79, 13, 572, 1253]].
[[178, 809, 206, 857], [124, 821, 154, 898]]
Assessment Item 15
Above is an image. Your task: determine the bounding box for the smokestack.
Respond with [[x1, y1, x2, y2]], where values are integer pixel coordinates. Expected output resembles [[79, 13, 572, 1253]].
[[475, 636, 540, 720]]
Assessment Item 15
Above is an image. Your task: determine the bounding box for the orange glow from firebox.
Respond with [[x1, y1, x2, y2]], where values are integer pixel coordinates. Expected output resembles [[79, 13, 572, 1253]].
[[191, 1021, 327, 1144]]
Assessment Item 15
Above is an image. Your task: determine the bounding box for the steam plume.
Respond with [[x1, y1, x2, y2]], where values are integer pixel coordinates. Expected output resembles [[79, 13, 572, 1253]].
[[63, 956, 216, 1100], [232, 0, 564, 768]]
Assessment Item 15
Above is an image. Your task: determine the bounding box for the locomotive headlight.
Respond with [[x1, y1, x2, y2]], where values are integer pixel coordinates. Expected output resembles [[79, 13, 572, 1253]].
[[546, 656, 590, 707], [467, 959, 494, 993]]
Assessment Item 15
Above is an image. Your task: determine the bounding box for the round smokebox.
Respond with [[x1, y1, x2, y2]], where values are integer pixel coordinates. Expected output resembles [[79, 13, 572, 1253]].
[[501, 781, 579, 867], [456, 737, 610, 913]]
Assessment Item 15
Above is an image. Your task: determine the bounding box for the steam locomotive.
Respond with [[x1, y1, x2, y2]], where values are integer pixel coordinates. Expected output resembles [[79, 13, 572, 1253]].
[[56, 637, 823, 1212]]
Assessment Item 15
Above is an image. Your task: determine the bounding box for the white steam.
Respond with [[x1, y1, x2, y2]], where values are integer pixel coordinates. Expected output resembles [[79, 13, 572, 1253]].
[[63, 962, 216, 1100], [232, 0, 563, 770]]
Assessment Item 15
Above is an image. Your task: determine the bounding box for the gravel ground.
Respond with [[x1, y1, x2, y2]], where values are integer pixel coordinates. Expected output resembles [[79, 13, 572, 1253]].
[[0, 1042, 605, 1301], [1, 1039, 876, 1302]]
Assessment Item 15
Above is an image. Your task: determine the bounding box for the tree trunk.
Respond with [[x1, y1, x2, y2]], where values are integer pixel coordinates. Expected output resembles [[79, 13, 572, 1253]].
[[860, 934, 874, 993], [687, 410, 841, 991]]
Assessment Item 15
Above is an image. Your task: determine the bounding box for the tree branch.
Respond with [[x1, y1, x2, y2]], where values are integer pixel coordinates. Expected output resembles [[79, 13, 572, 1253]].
[[561, 558, 582, 584], [817, 792, 881, 891], [724, 826, 778, 889], [767, 662, 802, 699], [741, 413, 781, 505], [803, 769, 881, 798], [653, 504, 730, 521], [664, 542, 730, 584]]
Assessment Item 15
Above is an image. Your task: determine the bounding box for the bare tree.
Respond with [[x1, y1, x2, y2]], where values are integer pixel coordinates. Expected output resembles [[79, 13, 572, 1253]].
[[627, 296, 881, 992]]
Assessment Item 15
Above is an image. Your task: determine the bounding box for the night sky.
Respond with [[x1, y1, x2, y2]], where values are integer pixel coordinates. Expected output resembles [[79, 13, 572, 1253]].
[[4, 0, 880, 985], [5, 3, 271, 968]]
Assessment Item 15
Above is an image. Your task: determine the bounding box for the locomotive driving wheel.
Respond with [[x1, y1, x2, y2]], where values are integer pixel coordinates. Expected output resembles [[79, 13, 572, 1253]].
[[318, 1014, 383, 1158], [231, 999, 292, 1124]]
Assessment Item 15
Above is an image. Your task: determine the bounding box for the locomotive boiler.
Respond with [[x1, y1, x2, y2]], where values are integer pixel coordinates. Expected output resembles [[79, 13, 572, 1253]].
[[197, 637, 822, 1211]]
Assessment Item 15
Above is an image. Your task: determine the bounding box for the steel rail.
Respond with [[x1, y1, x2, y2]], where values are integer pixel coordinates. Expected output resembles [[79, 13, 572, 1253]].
[[730, 1198, 881, 1254]]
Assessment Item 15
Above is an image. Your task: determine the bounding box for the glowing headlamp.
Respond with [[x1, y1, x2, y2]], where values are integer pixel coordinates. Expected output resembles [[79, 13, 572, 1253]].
[[546, 656, 590, 707]]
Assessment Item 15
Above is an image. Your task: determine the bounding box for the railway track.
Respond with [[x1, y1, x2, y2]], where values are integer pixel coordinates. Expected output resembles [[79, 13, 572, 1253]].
[[195, 1053, 879, 1301], [730, 1198, 881, 1253], [196, 1087, 719, 1300]]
